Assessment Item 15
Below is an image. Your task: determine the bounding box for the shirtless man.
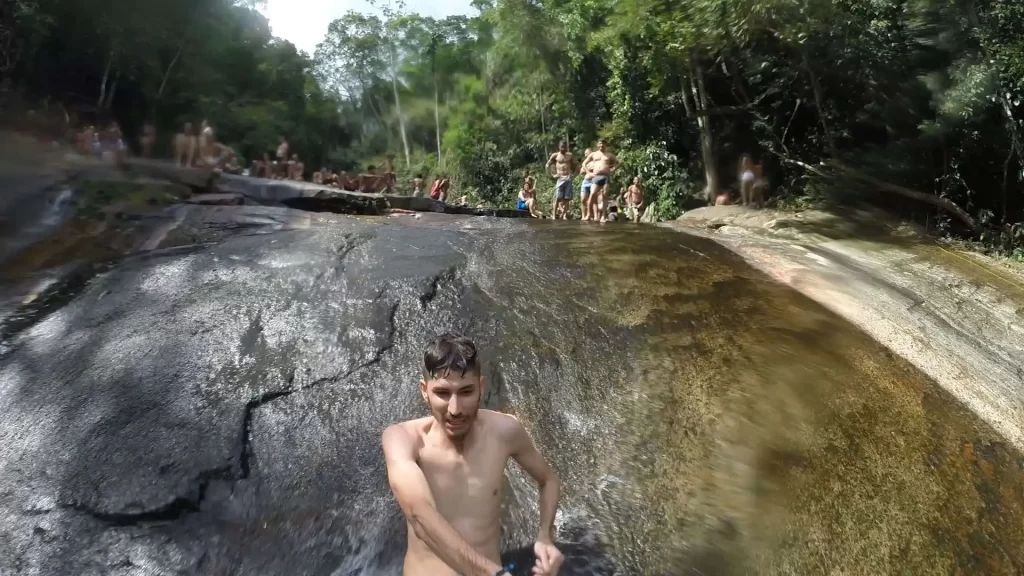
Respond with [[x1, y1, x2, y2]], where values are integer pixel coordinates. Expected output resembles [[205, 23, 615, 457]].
[[581, 140, 620, 223], [289, 154, 304, 181], [383, 334, 564, 576], [140, 122, 156, 158], [413, 174, 425, 197], [383, 153, 397, 193], [622, 176, 644, 223], [276, 136, 290, 178], [173, 122, 196, 167], [545, 142, 576, 220], [579, 148, 594, 221]]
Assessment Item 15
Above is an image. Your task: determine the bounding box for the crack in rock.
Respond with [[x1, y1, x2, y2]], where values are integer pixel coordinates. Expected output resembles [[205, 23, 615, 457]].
[[420, 267, 459, 309], [59, 466, 234, 526], [48, 290, 400, 527], [237, 299, 399, 479]]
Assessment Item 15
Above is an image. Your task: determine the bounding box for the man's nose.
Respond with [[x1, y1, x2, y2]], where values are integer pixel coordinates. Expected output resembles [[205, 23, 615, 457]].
[[447, 396, 462, 416]]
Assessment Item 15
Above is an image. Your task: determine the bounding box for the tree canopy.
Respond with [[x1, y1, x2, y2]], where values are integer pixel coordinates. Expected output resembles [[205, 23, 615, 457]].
[[3, 0, 1024, 253]]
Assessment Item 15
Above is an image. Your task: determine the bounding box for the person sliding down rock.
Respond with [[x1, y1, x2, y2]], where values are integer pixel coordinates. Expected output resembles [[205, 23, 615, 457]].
[[383, 334, 564, 576]]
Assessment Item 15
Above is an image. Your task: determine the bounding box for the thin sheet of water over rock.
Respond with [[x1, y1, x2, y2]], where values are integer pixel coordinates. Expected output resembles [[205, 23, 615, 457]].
[[0, 211, 1022, 575]]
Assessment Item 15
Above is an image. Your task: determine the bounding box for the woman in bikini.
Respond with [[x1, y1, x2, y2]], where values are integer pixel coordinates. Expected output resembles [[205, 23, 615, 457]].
[[517, 176, 540, 217]]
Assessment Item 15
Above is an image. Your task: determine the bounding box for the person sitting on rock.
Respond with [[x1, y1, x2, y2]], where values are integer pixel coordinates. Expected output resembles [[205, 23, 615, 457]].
[[413, 174, 425, 197], [517, 178, 540, 218], [359, 165, 383, 193]]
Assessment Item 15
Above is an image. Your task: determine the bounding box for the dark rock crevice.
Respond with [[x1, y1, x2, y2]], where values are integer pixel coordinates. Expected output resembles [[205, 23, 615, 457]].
[[420, 267, 460, 310], [237, 299, 399, 481], [59, 465, 234, 526]]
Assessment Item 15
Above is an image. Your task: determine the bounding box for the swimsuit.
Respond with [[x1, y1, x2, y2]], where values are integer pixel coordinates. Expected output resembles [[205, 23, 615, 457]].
[[592, 175, 609, 186], [555, 177, 573, 201], [517, 198, 528, 211], [741, 170, 755, 184], [581, 176, 592, 197]]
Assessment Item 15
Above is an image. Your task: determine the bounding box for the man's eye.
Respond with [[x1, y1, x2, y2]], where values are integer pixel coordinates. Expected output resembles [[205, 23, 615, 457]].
[[459, 389, 474, 396]]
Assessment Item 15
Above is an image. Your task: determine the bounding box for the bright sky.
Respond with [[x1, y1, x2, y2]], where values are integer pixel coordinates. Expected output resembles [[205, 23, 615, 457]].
[[261, 0, 478, 55]]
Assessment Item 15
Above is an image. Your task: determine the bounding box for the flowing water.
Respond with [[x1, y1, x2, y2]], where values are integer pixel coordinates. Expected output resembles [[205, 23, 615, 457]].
[[0, 207, 1022, 575]]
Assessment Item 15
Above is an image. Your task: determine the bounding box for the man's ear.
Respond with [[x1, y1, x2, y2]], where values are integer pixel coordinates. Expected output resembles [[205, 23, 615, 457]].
[[419, 379, 428, 403]]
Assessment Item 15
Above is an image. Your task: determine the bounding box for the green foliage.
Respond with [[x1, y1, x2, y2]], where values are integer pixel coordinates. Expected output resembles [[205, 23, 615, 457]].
[[6, 0, 347, 172], [613, 143, 692, 220], [10, 0, 1024, 244]]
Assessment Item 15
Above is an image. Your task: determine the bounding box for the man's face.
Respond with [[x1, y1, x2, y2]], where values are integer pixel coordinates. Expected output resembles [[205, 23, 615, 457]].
[[559, 142, 567, 153], [598, 141, 607, 152], [420, 371, 483, 439]]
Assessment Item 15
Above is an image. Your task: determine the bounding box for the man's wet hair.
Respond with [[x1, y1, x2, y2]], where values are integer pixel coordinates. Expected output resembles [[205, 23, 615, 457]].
[[423, 333, 480, 380]]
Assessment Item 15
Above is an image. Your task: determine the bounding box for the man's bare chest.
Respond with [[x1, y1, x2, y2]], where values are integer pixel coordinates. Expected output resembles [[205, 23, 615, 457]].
[[418, 445, 509, 507]]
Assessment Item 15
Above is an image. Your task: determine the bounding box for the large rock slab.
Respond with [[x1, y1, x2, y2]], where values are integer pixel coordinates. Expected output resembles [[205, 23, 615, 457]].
[[217, 174, 531, 218], [120, 158, 216, 191], [666, 219, 1024, 450]]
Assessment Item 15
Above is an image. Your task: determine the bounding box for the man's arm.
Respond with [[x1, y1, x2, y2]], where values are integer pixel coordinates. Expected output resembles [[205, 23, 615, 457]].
[[506, 417, 560, 543], [545, 153, 558, 177], [382, 425, 504, 576]]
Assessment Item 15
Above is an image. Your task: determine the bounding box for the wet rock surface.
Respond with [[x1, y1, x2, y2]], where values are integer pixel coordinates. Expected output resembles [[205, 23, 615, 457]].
[[2, 181, 1024, 575]]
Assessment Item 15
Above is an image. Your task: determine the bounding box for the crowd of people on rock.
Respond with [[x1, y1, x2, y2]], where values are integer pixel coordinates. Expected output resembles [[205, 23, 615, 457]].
[[514, 139, 647, 223], [68, 118, 767, 215], [74, 122, 129, 162]]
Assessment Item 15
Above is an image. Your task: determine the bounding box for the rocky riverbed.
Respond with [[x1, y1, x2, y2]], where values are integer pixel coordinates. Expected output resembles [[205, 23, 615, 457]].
[[1, 156, 1024, 574]]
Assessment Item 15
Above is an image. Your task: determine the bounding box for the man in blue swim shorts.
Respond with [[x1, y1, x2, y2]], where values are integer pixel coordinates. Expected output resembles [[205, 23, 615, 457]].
[[545, 141, 577, 220], [581, 139, 620, 223]]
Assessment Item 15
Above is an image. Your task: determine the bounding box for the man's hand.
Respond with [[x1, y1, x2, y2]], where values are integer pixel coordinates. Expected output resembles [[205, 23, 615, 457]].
[[532, 540, 564, 575]]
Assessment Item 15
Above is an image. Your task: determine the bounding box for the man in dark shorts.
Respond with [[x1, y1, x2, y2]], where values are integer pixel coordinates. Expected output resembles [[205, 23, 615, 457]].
[[581, 140, 620, 223], [383, 334, 564, 576]]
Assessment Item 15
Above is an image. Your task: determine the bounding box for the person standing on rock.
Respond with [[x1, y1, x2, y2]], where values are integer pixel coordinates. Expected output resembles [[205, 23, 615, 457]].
[[383, 334, 564, 576], [580, 139, 620, 223], [545, 141, 577, 220], [579, 148, 594, 221], [275, 136, 290, 178], [621, 176, 644, 223]]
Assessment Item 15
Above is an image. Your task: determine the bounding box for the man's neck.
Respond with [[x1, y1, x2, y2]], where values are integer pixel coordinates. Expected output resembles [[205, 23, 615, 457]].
[[427, 419, 478, 454]]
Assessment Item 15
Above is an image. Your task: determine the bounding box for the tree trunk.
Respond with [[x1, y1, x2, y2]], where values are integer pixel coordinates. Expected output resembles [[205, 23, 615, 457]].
[[434, 72, 442, 165], [689, 57, 719, 204], [104, 69, 120, 109], [832, 161, 980, 233], [97, 50, 114, 108], [1002, 146, 1014, 223], [356, 77, 385, 127], [802, 48, 838, 158], [157, 37, 187, 100], [388, 43, 410, 167]]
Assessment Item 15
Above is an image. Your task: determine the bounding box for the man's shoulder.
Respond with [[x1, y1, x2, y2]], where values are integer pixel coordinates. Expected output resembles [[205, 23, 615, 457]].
[[384, 418, 431, 442], [479, 410, 524, 438]]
